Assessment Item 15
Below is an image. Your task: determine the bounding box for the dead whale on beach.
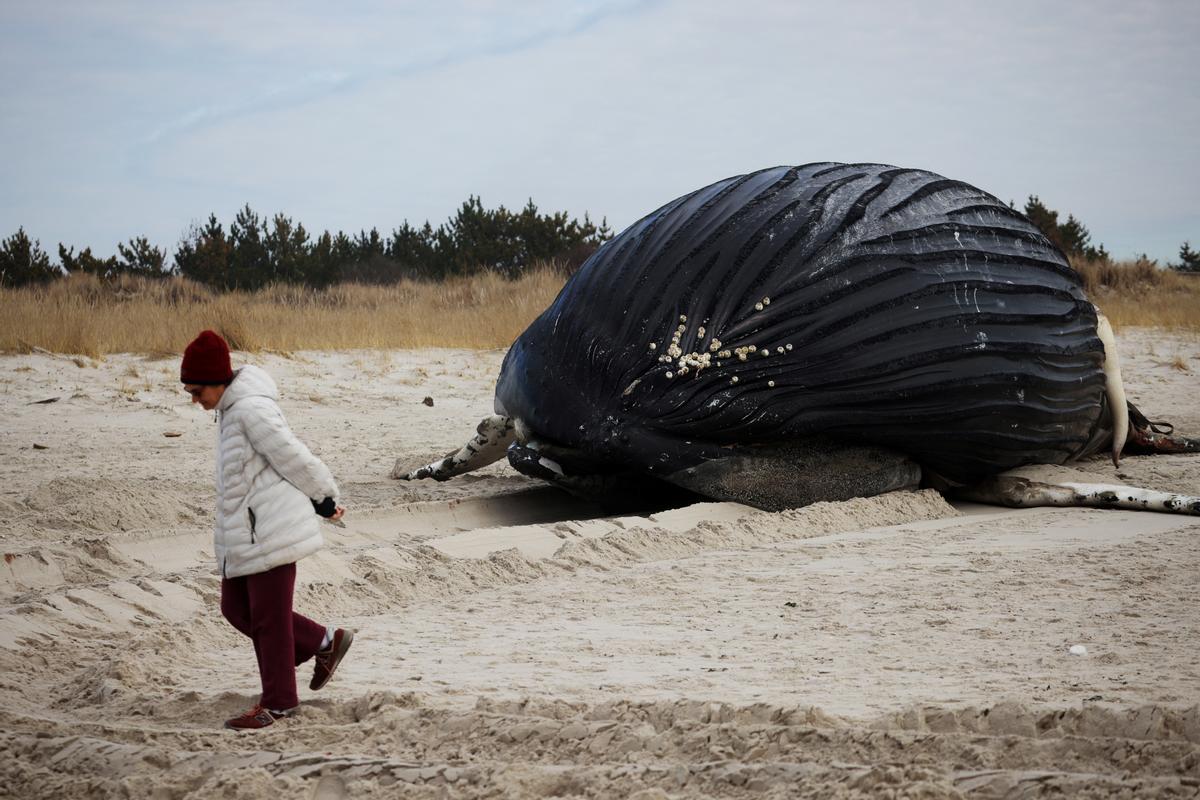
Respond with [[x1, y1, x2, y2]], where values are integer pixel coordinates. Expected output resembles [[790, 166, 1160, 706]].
[[397, 162, 1199, 514]]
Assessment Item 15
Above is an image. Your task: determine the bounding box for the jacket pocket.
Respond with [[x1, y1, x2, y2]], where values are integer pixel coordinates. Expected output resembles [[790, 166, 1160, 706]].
[[247, 507, 257, 544]]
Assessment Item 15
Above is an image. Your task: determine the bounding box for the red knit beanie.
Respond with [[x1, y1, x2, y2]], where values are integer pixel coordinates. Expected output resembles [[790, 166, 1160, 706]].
[[180, 330, 233, 385]]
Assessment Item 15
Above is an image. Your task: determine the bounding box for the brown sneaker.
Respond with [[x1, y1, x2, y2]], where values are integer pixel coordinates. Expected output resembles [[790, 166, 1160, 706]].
[[224, 704, 295, 730], [310, 628, 354, 691]]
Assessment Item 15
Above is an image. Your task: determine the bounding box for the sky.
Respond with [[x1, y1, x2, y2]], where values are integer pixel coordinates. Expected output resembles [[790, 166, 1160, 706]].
[[3, 0, 1198, 265]]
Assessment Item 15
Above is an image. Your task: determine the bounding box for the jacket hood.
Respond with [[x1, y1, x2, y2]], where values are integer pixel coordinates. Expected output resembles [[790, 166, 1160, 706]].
[[218, 364, 278, 411]]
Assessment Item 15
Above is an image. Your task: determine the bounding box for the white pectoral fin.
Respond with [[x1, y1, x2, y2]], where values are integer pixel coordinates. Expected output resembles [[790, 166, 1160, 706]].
[[959, 475, 1200, 516], [393, 414, 515, 481], [1059, 482, 1200, 515], [1094, 309, 1128, 465]]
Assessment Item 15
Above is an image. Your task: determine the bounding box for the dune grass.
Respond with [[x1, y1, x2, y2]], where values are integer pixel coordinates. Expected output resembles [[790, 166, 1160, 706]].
[[0, 268, 567, 357], [1070, 257, 1200, 330], [0, 258, 1196, 357]]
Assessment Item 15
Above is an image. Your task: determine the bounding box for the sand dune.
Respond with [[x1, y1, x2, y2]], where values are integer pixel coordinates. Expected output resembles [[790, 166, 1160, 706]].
[[0, 331, 1197, 798]]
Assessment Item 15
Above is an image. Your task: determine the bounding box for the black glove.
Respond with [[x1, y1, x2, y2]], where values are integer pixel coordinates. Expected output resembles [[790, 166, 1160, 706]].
[[312, 497, 338, 518]]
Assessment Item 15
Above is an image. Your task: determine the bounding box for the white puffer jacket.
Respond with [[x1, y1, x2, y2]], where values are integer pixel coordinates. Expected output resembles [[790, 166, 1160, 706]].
[[213, 365, 339, 579]]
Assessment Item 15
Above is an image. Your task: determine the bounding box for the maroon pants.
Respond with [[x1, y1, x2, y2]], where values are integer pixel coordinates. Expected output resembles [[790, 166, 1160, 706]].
[[220, 562, 325, 710]]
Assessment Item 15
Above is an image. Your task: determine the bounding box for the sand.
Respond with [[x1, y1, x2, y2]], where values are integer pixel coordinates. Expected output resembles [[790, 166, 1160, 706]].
[[0, 330, 1198, 798]]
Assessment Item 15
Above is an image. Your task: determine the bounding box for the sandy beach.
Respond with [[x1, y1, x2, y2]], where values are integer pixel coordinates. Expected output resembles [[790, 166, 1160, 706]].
[[1, 329, 1198, 798]]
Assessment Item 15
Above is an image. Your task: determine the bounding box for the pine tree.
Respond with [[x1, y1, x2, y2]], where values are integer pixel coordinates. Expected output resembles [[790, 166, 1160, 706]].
[[117, 237, 168, 277], [229, 205, 269, 290], [0, 228, 58, 286], [1023, 196, 1108, 261], [387, 221, 438, 279], [1171, 241, 1200, 273], [264, 214, 310, 284], [175, 215, 233, 288], [307, 231, 338, 288], [58, 244, 119, 278]]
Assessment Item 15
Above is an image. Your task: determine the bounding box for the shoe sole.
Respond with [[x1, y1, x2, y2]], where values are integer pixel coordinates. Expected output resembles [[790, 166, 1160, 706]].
[[311, 629, 354, 691]]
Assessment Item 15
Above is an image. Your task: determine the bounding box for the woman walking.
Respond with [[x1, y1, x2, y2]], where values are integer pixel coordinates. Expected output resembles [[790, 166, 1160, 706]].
[[181, 330, 354, 729]]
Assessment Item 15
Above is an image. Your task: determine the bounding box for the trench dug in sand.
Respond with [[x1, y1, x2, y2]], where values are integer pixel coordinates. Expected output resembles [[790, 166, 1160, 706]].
[[1, 331, 1198, 798]]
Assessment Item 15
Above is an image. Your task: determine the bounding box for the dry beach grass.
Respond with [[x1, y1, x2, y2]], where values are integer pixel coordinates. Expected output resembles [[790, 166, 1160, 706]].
[[0, 258, 1197, 357], [1072, 256, 1200, 330], [0, 266, 567, 356]]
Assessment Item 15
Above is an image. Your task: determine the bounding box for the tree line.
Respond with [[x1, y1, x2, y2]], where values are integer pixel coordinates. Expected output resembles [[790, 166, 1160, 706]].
[[2, 194, 1197, 289], [1019, 196, 1197, 273], [0, 196, 612, 289]]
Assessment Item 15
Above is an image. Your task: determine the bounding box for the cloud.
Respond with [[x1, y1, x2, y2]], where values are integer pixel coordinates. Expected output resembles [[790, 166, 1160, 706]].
[[122, 2, 660, 147]]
